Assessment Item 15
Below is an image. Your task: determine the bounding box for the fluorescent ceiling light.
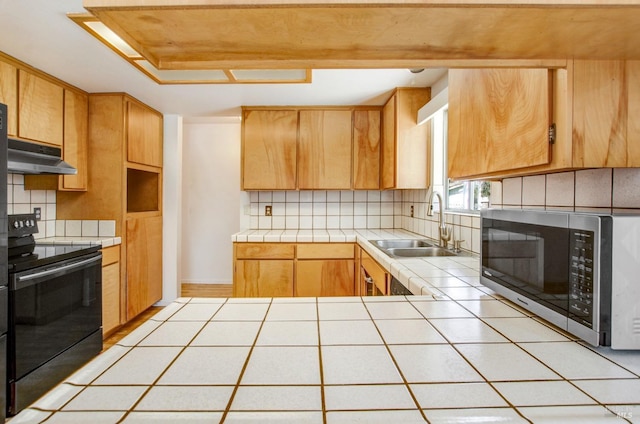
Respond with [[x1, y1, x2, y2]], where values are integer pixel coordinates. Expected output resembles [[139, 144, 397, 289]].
[[68, 14, 312, 85]]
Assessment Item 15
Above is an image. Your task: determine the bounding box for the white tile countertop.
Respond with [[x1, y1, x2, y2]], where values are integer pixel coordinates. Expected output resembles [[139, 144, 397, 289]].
[[233, 228, 478, 298], [11, 296, 640, 423], [36, 236, 122, 248]]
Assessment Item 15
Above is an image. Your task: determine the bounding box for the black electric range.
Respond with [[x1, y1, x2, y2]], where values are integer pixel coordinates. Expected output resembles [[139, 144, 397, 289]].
[[7, 214, 100, 273]]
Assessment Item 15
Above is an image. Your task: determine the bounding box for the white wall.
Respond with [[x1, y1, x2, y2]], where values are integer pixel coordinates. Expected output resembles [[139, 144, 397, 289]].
[[181, 117, 243, 284]]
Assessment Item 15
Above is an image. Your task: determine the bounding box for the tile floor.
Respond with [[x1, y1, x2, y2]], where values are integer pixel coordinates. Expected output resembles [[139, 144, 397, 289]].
[[9, 256, 640, 423]]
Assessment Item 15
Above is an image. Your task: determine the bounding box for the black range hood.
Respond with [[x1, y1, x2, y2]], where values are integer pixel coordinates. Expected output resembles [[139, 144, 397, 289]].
[[7, 138, 77, 175]]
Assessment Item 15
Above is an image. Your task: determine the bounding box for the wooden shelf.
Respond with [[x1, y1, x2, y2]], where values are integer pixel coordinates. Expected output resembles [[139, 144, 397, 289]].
[[127, 168, 160, 213]]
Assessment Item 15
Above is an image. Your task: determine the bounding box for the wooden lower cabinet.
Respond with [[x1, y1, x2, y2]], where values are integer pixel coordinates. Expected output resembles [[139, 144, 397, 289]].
[[101, 245, 121, 337], [233, 242, 356, 297], [126, 216, 163, 320], [360, 248, 389, 296], [235, 260, 294, 297], [296, 260, 355, 297]]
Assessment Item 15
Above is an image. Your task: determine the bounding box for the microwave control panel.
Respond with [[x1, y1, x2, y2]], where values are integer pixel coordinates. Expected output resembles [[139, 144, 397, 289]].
[[569, 229, 595, 327]]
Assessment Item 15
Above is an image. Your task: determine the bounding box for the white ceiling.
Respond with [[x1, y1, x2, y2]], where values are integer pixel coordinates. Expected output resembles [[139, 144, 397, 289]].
[[0, 0, 446, 117]]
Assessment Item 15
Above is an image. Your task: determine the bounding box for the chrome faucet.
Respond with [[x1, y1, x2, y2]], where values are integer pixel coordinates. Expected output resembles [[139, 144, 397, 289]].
[[427, 190, 451, 247]]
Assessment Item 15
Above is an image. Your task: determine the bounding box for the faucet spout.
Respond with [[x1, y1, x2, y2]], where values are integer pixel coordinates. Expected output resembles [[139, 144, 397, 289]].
[[427, 190, 449, 247]]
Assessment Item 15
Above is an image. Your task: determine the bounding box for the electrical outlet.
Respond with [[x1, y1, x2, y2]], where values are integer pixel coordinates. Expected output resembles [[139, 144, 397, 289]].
[[34, 207, 42, 221], [265, 205, 272, 216], [410, 205, 414, 218]]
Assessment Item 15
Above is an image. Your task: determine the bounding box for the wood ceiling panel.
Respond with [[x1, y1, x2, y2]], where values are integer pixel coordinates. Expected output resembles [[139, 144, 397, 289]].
[[84, 2, 640, 69]]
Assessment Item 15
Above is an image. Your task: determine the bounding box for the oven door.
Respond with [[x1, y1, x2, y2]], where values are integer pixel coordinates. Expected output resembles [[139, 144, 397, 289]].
[[8, 252, 102, 412]]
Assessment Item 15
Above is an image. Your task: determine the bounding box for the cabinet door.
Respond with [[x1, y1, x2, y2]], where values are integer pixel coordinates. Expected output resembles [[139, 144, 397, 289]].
[[628, 61, 640, 164], [0, 61, 17, 136], [127, 100, 163, 167], [296, 259, 355, 297], [61, 90, 88, 191], [102, 261, 121, 336], [18, 70, 63, 146], [448, 68, 551, 179], [380, 95, 396, 189], [353, 110, 381, 190], [242, 109, 298, 190], [235, 260, 294, 297], [395, 88, 431, 189], [298, 110, 352, 189], [126, 216, 163, 320]]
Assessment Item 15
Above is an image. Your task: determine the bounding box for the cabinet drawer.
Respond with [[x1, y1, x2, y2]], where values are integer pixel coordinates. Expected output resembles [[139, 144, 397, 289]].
[[235, 243, 295, 259], [297, 243, 354, 259], [101, 245, 120, 266], [361, 250, 388, 295]]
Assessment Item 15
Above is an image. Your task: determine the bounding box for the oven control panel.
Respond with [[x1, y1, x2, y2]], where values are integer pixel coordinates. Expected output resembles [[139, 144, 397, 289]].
[[8, 213, 39, 238]]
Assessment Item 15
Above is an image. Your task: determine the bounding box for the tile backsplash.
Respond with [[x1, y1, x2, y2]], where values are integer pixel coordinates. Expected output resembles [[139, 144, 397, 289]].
[[8, 173, 57, 238], [493, 168, 640, 212]]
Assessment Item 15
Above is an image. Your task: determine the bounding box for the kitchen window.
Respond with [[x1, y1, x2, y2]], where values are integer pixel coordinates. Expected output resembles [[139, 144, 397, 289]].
[[431, 106, 490, 213]]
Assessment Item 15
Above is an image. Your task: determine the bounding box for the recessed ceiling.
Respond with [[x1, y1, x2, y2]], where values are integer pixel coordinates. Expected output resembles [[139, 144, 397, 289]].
[[0, 1, 447, 117]]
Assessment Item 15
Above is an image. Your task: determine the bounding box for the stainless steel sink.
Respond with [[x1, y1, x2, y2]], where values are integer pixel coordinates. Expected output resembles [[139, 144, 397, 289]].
[[385, 247, 457, 257], [369, 239, 459, 258], [371, 239, 436, 249]]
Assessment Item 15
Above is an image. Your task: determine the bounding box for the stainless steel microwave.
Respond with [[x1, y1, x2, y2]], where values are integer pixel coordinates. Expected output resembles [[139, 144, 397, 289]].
[[481, 209, 640, 349]]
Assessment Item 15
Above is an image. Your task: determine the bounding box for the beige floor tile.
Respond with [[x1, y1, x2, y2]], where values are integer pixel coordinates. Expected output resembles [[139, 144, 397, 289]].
[[375, 319, 447, 344], [116, 320, 162, 347], [138, 321, 206, 346], [456, 300, 526, 318], [241, 346, 321, 384], [518, 405, 621, 423], [320, 320, 383, 345], [122, 411, 224, 423], [30, 383, 83, 410], [326, 409, 426, 423], [456, 343, 561, 381], [411, 382, 507, 409], [317, 302, 370, 320], [390, 344, 483, 383], [429, 318, 508, 343], [190, 321, 261, 346], [411, 300, 475, 318], [265, 303, 318, 321], [158, 346, 251, 385], [62, 386, 147, 411], [231, 386, 322, 411], [212, 303, 269, 321], [224, 411, 323, 423], [493, 381, 597, 406], [322, 345, 403, 384], [7, 409, 53, 423], [167, 303, 222, 321], [66, 345, 131, 384], [94, 346, 182, 385], [483, 318, 570, 342], [257, 321, 319, 346], [135, 386, 234, 411], [424, 407, 527, 423], [42, 411, 126, 423], [572, 379, 640, 404], [324, 384, 416, 410], [149, 303, 186, 321], [365, 301, 424, 319], [519, 342, 637, 380]]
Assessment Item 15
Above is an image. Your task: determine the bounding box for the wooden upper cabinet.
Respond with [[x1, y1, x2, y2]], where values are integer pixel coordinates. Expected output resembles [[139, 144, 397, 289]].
[[0, 61, 17, 136], [61, 90, 88, 191], [381, 88, 431, 189], [18, 70, 63, 146], [353, 109, 381, 190], [242, 109, 298, 190], [448, 68, 552, 179], [572, 60, 640, 167], [298, 110, 352, 190], [126, 100, 163, 168]]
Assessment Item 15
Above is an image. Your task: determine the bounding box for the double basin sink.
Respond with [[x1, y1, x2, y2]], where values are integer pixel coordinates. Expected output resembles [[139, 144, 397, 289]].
[[369, 239, 458, 258]]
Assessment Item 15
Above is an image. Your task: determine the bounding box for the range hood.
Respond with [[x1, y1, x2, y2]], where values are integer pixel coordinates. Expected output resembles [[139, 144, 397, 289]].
[[7, 138, 77, 175]]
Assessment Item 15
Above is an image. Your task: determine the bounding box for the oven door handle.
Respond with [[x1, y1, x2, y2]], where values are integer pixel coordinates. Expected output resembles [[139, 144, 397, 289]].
[[14, 255, 102, 287]]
